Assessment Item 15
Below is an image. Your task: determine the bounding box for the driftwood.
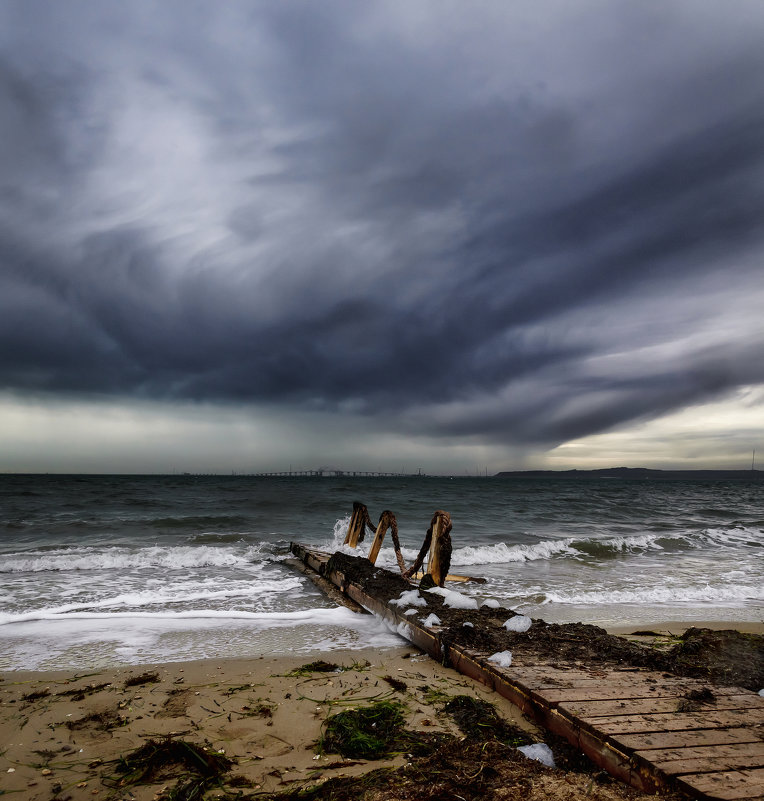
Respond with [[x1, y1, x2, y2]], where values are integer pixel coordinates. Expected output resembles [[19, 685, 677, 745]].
[[345, 504, 454, 587], [344, 502, 376, 548], [404, 511, 452, 587]]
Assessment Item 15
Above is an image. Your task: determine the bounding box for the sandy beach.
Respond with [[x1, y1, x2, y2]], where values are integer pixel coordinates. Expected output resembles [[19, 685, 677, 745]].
[[6, 618, 762, 801], [2, 646, 540, 800]]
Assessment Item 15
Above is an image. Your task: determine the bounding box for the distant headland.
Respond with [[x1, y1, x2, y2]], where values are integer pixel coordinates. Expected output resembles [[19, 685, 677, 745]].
[[495, 467, 763, 481]]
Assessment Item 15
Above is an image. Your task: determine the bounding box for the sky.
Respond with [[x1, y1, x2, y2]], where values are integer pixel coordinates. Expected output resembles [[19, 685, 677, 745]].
[[1, 1, 764, 475]]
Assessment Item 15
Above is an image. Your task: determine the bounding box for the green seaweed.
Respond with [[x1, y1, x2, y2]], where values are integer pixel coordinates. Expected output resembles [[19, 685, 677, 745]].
[[320, 700, 407, 759]]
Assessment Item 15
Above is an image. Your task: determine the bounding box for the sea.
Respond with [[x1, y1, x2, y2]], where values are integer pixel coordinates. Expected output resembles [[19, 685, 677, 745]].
[[1, 474, 762, 671]]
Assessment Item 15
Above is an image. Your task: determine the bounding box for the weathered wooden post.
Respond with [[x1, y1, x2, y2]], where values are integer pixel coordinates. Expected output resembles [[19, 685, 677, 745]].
[[368, 510, 393, 565], [426, 510, 452, 587], [344, 501, 368, 548]]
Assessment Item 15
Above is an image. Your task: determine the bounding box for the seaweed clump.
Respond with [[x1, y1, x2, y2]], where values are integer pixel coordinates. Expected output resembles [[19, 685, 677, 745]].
[[21, 688, 50, 702], [320, 700, 408, 759], [124, 670, 160, 687], [320, 700, 445, 760], [107, 736, 234, 800], [285, 660, 340, 677], [443, 695, 532, 747], [665, 628, 764, 690]]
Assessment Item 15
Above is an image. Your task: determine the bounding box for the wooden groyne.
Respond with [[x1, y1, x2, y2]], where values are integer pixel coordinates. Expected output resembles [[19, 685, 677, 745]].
[[289, 542, 764, 800]]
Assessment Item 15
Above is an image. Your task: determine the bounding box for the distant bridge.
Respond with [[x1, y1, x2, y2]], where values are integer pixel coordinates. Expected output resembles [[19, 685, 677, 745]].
[[251, 468, 425, 478]]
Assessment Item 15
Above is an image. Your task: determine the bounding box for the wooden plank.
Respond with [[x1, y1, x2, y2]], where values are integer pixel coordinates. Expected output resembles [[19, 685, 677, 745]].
[[640, 742, 764, 775], [592, 709, 763, 735], [505, 667, 696, 689], [411, 571, 481, 583], [677, 766, 764, 800], [446, 649, 661, 794], [290, 544, 764, 801], [542, 684, 750, 703], [614, 727, 763, 751], [559, 694, 762, 718], [282, 558, 368, 614]]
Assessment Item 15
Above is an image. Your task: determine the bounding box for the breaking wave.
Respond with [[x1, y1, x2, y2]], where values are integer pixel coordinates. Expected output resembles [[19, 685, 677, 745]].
[[0, 581, 319, 626], [540, 583, 764, 606], [327, 516, 762, 568], [0, 544, 269, 573]]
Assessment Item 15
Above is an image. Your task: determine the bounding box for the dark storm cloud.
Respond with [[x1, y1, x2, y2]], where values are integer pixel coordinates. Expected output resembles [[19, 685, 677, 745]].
[[2, 0, 764, 448]]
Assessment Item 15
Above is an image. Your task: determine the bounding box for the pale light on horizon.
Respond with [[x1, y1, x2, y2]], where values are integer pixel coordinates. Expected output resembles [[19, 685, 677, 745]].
[[1, 387, 761, 475]]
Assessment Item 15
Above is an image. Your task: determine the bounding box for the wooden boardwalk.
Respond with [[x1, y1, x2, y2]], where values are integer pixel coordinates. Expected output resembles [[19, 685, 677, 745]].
[[290, 543, 764, 800]]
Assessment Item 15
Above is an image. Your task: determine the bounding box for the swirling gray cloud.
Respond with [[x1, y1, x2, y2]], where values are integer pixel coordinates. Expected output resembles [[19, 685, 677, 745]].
[[1, 0, 764, 452]]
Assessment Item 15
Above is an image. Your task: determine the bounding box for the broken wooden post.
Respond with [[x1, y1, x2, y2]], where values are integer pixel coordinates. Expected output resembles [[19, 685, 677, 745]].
[[344, 501, 368, 548], [368, 510, 393, 565], [426, 510, 452, 587]]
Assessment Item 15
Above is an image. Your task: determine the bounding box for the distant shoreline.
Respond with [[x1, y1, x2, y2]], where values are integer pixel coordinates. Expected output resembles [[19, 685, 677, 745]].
[[495, 467, 764, 480]]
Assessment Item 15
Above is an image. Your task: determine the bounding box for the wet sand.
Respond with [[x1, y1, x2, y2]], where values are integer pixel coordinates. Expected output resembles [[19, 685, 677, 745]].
[[1, 646, 537, 800], [2, 622, 760, 800]]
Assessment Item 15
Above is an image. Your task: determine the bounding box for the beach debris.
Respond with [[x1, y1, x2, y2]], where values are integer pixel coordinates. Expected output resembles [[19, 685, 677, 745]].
[[239, 700, 274, 718], [442, 695, 532, 747], [684, 686, 716, 703], [284, 659, 340, 677], [487, 650, 513, 667], [124, 671, 160, 688], [504, 614, 532, 632], [56, 682, 110, 699], [518, 742, 556, 768], [381, 675, 407, 693], [107, 736, 233, 799], [320, 700, 408, 759], [666, 627, 764, 690], [21, 688, 50, 702], [319, 699, 442, 760]]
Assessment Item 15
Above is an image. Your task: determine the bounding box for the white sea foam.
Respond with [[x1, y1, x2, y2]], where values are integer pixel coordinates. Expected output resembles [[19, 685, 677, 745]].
[[0, 544, 268, 573], [517, 743, 555, 767], [425, 587, 479, 610], [0, 606, 366, 628], [422, 613, 441, 627], [449, 540, 578, 565], [0, 577, 304, 626], [503, 615, 532, 632], [391, 589, 427, 608], [0, 606, 410, 670], [487, 650, 512, 667]]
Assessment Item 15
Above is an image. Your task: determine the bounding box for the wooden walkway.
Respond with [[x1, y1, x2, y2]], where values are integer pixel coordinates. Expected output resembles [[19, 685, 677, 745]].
[[290, 543, 764, 800]]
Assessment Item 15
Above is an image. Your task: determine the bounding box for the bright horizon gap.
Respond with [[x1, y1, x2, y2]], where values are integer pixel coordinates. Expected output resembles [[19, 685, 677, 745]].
[[0, 389, 761, 474]]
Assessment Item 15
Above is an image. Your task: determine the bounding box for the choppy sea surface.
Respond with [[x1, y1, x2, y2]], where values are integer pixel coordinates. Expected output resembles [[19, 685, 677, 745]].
[[1, 474, 762, 670]]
